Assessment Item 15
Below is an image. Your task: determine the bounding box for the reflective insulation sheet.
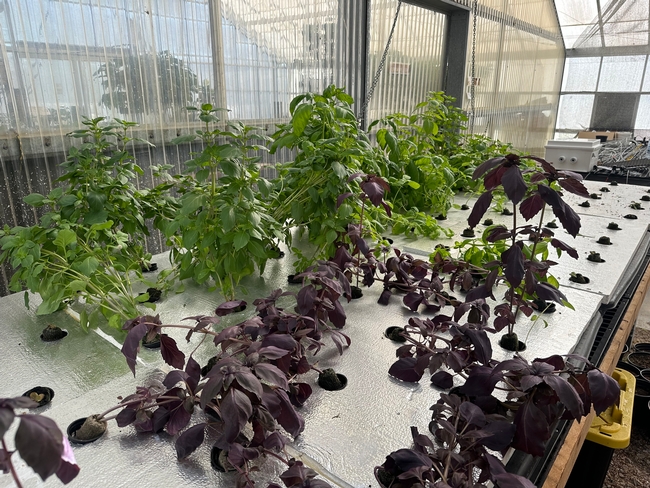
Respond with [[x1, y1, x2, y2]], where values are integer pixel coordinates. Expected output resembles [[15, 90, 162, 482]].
[[2, 184, 649, 487]]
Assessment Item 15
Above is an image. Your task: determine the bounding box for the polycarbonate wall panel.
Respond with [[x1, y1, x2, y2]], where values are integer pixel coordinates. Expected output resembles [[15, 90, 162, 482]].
[[463, 0, 564, 155], [0, 0, 214, 140], [220, 0, 351, 120], [366, 0, 447, 122]]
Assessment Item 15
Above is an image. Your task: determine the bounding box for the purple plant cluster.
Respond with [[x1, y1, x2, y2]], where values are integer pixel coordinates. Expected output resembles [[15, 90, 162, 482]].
[[116, 262, 351, 487]]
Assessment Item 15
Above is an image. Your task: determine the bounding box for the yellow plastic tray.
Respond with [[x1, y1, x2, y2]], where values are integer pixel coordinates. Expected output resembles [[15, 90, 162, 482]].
[[586, 368, 636, 449]]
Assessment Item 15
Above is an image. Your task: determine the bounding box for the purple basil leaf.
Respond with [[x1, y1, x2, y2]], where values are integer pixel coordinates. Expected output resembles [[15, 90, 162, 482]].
[[296, 285, 317, 315], [55, 438, 80, 484], [215, 389, 253, 448], [200, 376, 222, 411], [275, 389, 305, 437], [535, 355, 565, 370], [484, 452, 507, 476], [486, 225, 512, 243], [511, 400, 549, 456], [152, 407, 170, 433], [15, 415, 63, 481], [558, 177, 589, 197], [263, 432, 287, 451], [501, 165, 527, 204], [446, 350, 467, 373], [259, 346, 292, 360], [280, 460, 318, 485], [330, 245, 353, 269], [387, 448, 433, 471], [473, 157, 505, 180], [215, 300, 247, 316], [167, 402, 192, 436], [289, 382, 313, 407], [459, 401, 486, 427], [493, 472, 537, 488], [328, 299, 347, 329], [465, 328, 492, 365], [465, 284, 492, 302], [504, 245, 525, 288], [480, 421, 516, 451], [234, 369, 264, 400], [115, 408, 137, 427], [355, 237, 370, 256], [550, 239, 579, 259], [430, 371, 454, 389], [185, 356, 201, 391], [520, 375, 543, 391], [4, 397, 38, 409], [485, 165, 508, 191], [160, 334, 186, 370], [543, 374, 583, 419], [530, 172, 547, 183], [336, 192, 353, 208], [459, 366, 499, 396], [0, 408, 15, 439], [56, 437, 80, 485], [468, 191, 493, 228], [520, 193, 544, 221], [388, 357, 424, 383], [411, 427, 435, 451], [587, 369, 621, 414], [403, 292, 424, 312], [261, 334, 297, 351], [330, 330, 351, 355], [163, 370, 189, 389], [535, 282, 567, 303], [175, 423, 206, 459], [121, 322, 148, 376], [360, 180, 386, 207], [378, 288, 392, 306], [254, 363, 289, 390], [539, 185, 581, 237]]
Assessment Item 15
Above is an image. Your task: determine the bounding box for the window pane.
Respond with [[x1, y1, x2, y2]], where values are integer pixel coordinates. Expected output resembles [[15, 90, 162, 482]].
[[562, 57, 600, 92], [597, 55, 646, 92], [556, 94, 594, 130]]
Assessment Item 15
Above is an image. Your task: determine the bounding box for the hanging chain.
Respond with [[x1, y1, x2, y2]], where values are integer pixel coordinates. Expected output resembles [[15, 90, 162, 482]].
[[469, 0, 478, 134], [361, 1, 402, 123]]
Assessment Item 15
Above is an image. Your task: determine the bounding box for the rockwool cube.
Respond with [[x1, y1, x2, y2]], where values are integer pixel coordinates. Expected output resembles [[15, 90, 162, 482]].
[[544, 139, 602, 173]]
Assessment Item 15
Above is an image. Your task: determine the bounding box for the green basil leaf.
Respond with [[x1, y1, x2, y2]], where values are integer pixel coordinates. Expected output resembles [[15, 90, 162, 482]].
[[53, 229, 77, 249], [23, 193, 46, 206]]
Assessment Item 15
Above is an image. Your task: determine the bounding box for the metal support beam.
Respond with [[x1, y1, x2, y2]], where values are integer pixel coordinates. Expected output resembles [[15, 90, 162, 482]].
[[208, 0, 228, 113], [444, 9, 469, 108], [338, 0, 369, 121]]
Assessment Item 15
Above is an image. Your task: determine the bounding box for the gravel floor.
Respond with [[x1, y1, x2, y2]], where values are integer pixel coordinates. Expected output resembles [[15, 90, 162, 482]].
[[603, 327, 650, 488]]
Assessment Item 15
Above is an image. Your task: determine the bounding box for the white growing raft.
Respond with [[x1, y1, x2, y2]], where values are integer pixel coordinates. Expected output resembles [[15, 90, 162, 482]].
[[1, 180, 649, 487]]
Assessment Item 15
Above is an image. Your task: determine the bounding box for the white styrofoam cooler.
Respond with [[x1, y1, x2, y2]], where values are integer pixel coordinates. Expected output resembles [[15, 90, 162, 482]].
[[544, 139, 601, 172]]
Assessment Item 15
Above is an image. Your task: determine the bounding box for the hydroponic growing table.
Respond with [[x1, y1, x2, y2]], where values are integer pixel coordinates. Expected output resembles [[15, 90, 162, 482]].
[[1, 181, 649, 488]]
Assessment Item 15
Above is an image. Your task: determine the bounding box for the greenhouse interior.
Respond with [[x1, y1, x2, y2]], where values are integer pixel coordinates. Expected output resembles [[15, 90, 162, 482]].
[[2, 0, 650, 487]]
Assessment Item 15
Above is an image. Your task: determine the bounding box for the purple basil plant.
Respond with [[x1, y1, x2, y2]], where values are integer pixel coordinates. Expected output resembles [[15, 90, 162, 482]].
[[96, 262, 351, 487], [0, 397, 80, 487]]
